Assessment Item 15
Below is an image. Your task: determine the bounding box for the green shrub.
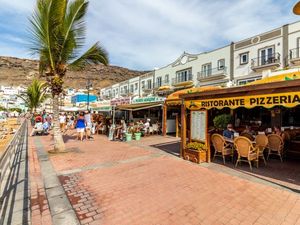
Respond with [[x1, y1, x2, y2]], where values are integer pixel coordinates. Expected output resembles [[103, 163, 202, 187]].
[[213, 114, 232, 130]]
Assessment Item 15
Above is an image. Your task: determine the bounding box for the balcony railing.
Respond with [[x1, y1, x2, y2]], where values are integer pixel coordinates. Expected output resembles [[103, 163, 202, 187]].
[[152, 81, 170, 89], [251, 53, 281, 69], [290, 48, 300, 61], [120, 90, 128, 96], [172, 74, 193, 85], [198, 67, 227, 80]]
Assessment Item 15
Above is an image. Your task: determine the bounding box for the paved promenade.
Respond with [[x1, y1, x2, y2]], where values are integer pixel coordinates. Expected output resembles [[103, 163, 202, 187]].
[[29, 131, 300, 225]]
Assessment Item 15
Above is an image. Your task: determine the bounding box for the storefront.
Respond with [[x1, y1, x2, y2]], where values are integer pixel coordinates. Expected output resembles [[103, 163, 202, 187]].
[[117, 96, 165, 124], [179, 78, 300, 163], [163, 86, 222, 137]]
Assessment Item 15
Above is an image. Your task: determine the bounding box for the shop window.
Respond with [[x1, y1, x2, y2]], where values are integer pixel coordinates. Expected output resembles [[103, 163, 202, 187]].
[[237, 77, 261, 86]]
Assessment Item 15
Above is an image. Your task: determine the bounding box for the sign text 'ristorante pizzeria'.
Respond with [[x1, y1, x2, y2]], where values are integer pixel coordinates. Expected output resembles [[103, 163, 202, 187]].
[[185, 92, 300, 110]]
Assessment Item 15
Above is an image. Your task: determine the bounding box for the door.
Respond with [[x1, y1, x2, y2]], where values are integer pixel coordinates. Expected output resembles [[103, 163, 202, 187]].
[[260, 47, 274, 65]]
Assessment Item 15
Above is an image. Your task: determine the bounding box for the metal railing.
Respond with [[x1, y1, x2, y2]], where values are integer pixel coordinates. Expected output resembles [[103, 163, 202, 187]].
[[289, 48, 300, 60], [0, 119, 27, 205], [172, 74, 193, 85], [198, 67, 227, 79], [251, 53, 281, 68]]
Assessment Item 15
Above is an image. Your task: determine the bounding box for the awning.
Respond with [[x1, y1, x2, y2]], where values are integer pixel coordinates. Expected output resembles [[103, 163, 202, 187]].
[[247, 71, 300, 86], [166, 86, 222, 106], [117, 102, 163, 111], [185, 91, 300, 110], [158, 85, 171, 91]]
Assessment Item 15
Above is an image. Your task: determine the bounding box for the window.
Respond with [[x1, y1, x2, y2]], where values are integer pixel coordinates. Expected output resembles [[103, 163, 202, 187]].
[[120, 87, 123, 93], [259, 47, 274, 65], [240, 52, 249, 65], [112, 90, 115, 97], [217, 59, 225, 70], [157, 77, 162, 87], [165, 74, 169, 83], [147, 79, 152, 89], [130, 84, 134, 93], [134, 83, 138, 90], [237, 77, 261, 86], [141, 81, 145, 89], [201, 63, 212, 77], [176, 69, 192, 82], [124, 86, 128, 93], [116, 89, 118, 94]]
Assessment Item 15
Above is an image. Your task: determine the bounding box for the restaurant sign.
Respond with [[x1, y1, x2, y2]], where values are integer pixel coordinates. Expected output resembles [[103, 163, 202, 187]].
[[110, 97, 131, 106], [185, 92, 300, 110], [132, 96, 165, 104]]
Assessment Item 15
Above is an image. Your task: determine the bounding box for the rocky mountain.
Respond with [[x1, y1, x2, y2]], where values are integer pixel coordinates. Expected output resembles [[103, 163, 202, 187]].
[[0, 56, 148, 89]]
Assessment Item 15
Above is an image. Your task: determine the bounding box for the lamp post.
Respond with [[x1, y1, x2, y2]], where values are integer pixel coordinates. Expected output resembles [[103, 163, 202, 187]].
[[293, 1, 300, 15], [86, 79, 92, 110]]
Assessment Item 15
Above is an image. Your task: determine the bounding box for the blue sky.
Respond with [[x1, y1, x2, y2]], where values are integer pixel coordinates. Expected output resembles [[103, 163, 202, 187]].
[[0, 0, 299, 70]]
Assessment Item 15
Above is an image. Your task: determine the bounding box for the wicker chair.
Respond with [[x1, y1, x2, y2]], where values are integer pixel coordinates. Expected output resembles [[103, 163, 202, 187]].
[[267, 134, 284, 162], [255, 134, 268, 167], [240, 132, 255, 141], [234, 136, 258, 171], [211, 133, 233, 164]]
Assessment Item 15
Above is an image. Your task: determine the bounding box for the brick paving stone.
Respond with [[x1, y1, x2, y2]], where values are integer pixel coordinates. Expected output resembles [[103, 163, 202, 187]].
[[29, 131, 300, 225]]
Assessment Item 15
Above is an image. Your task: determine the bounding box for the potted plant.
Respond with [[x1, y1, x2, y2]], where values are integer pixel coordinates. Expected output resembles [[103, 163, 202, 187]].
[[184, 142, 207, 163], [213, 114, 232, 132], [133, 126, 142, 141]]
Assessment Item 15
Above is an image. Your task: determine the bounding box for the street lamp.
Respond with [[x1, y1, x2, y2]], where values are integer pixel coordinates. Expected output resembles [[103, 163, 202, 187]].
[[86, 79, 93, 110], [293, 1, 300, 15]]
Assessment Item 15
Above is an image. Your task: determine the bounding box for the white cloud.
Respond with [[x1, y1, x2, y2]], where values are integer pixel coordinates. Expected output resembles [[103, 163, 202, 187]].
[[0, 0, 299, 70]]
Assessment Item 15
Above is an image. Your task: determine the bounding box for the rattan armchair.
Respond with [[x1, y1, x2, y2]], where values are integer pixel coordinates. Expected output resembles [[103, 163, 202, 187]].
[[211, 133, 233, 164], [255, 134, 268, 167], [234, 136, 258, 171], [267, 134, 284, 162]]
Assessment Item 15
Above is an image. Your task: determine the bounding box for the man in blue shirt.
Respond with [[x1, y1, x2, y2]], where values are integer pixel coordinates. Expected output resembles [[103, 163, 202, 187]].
[[223, 124, 235, 139]]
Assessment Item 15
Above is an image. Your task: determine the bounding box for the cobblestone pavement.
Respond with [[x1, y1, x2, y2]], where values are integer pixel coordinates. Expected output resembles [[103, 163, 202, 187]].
[[31, 132, 300, 225]]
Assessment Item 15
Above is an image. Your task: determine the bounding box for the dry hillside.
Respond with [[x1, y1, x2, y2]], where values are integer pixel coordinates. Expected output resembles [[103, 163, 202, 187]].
[[0, 56, 148, 89]]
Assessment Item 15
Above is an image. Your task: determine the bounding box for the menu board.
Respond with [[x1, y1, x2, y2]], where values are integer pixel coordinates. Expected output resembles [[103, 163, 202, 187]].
[[191, 110, 207, 142]]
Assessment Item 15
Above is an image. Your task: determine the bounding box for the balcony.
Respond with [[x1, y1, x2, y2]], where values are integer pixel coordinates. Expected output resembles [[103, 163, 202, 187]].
[[172, 74, 194, 87], [251, 53, 281, 72], [197, 67, 227, 82], [289, 48, 300, 65]]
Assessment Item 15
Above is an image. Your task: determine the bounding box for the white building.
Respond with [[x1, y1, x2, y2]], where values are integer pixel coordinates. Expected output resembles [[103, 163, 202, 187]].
[[100, 20, 300, 100]]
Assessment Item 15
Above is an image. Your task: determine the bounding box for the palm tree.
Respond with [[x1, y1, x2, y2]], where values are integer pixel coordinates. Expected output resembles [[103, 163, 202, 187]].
[[19, 79, 48, 112], [28, 0, 109, 152]]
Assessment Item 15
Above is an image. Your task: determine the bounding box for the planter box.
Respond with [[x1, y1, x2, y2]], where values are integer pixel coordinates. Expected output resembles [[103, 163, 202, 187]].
[[184, 148, 207, 164]]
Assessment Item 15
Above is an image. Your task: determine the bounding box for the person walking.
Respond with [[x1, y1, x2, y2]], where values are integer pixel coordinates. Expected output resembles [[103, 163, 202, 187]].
[[75, 112, 86, 141]]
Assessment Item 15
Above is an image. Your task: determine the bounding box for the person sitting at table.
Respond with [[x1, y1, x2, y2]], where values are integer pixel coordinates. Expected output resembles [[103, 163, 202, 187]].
[[30, 120, 43, 136], [115, 120, 125, 140], [223, 124, 235, 139], [273, 126, 286, 141], [243, 125, 255, 135], [142, 118, 150, 136]]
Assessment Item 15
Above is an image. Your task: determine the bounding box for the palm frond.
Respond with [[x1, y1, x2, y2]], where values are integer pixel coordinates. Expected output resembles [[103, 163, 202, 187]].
[[69, 42, 109, 70]]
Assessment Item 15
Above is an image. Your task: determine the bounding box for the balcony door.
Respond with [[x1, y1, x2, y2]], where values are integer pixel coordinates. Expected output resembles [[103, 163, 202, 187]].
[[260, 47, 274, 65]]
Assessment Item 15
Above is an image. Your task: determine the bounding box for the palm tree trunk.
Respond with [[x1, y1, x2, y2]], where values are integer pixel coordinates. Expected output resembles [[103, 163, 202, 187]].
[[52, 94, 65, 152]]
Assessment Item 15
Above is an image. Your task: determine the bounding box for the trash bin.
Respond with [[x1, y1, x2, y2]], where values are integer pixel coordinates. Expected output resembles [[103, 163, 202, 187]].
[[125, 133, 132, 142], [134, 132, 142, 141]]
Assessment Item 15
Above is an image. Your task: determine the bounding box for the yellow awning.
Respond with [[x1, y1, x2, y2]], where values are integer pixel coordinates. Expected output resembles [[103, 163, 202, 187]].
[[166, 86, 222, 106], [185, 91, 300, 110], [247, 71, 300, 85], [158, 85, 171, 91]]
